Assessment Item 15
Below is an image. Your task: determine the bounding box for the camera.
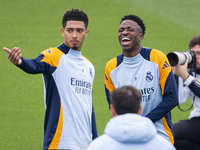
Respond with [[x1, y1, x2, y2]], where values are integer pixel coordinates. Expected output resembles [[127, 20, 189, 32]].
[[167, 50, 196, 68]]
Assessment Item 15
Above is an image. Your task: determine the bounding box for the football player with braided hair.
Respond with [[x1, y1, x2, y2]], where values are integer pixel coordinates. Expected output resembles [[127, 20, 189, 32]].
[[104, 14, 178, 144]]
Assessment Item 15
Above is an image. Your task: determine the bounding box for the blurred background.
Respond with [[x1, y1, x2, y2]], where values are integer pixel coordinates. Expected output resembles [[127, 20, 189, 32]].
[[0, 0, 199, 149]]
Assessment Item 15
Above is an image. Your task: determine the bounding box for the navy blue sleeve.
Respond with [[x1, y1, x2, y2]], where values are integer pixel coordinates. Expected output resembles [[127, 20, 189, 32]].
[[146, 71, 179, 122], [187, 70, 200, 98], [17, 54, 47, 74], [188, 80, 200, 98], [104, 84, 111, 108], [92, 105, 98, 139]]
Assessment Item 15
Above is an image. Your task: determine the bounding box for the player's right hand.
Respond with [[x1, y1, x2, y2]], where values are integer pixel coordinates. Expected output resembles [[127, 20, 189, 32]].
[[3, 47, 22, 65]]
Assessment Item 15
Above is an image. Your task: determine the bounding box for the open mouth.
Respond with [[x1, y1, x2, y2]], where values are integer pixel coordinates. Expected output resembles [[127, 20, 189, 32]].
[[121, 37, 131, 44]]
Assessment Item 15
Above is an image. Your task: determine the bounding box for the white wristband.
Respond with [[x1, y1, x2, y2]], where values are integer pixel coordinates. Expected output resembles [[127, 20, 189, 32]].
[[183, 75, 194, 86]]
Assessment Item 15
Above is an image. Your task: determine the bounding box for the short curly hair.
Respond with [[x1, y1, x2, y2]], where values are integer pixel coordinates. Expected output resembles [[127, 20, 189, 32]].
[[62, 9, 88, 29], [120, 15, 146, 35], [110, 85, 142, 115], [189, 35, 200, 49]]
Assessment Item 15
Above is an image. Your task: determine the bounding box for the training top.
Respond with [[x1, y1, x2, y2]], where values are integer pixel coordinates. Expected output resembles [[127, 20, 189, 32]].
[[17, 43, 98, 150], [87, 113, 175, 150], [176, 68, 200, 119], [104, 47, 178, 144]]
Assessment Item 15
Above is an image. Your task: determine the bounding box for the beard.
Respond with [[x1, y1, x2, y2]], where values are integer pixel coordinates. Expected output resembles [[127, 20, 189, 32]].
[[71, 46, 78, 50]]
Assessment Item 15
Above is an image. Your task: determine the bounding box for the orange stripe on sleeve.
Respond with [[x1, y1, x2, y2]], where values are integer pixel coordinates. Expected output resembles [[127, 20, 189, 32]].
[[150, 49, 172, 95], [162, 117, 174, 144], [49, 100, 63, 149], [41, 48, 64, 67], [104, 57, 117, 93]]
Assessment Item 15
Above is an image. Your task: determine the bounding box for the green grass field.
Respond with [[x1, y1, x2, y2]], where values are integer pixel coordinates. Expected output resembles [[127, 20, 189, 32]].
[[0, 0, 199, 149]]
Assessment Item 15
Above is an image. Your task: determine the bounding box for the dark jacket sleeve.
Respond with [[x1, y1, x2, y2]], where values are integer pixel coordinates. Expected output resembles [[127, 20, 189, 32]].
[[17, 54, 47, 74], [92, 104, 98, 139]]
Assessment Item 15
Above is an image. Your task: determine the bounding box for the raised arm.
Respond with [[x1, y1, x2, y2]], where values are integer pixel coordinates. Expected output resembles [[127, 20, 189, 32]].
[[3, 47, 48, 74]]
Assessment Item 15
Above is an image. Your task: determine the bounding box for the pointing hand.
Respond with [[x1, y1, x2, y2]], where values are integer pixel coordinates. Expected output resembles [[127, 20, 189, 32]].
[[3, 47, 22, 65]]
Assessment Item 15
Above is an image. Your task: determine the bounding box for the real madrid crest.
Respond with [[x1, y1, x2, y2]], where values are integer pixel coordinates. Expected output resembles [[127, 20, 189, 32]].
[[145, 71, 153, 82]]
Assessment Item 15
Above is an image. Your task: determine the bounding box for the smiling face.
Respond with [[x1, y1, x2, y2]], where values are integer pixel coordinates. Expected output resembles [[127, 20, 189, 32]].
[[118, 20, 143, 57], [61, 20, 89, 51]]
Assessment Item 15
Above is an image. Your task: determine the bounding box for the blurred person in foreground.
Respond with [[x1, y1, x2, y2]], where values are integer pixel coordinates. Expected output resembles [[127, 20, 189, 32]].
[[87, 85, 176, 150], [3, 9, 98, 150], [104, 14, 178, 144], [172, 35, 200, 150]]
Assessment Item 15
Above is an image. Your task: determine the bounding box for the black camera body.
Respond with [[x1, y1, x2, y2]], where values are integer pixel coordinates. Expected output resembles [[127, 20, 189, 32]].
[[167, 51, 196, 68]]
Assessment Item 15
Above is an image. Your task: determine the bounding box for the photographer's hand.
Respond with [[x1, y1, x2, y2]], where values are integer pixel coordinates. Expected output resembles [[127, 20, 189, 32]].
[[173, 58, 189, 81]]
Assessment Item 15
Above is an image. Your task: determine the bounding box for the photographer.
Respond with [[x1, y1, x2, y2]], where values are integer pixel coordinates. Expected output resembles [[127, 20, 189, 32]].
[[172, 35, 200, 150]]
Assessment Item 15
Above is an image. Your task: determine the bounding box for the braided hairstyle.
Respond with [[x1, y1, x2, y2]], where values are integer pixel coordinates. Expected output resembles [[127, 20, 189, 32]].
[[120, 14, 146, 36]]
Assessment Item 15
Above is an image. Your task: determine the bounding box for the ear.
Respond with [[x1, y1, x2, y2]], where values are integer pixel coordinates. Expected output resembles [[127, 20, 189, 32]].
[[139, 33, 144, 42], [61, 27, 64, 38], [85, 29, 89, 38], [110, 104, 117, 117], [137, 105, 142, 115]]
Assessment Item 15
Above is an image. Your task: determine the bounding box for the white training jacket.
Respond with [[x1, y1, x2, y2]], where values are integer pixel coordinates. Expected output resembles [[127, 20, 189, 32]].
[[87, 113, 176, 150]]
